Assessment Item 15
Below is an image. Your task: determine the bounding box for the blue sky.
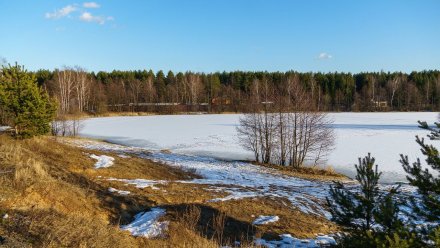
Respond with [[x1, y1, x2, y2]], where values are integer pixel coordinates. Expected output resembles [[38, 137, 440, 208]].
[[0, 0, 439, 73]]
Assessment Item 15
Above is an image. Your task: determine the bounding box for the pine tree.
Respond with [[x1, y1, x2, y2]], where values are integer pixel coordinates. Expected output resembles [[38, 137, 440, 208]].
[[0, 63, 56, 138], [400, 121, 440, 242], [401, 121, 440, 221], [326, 154, 413, 247], [327, 153, 386, 230]]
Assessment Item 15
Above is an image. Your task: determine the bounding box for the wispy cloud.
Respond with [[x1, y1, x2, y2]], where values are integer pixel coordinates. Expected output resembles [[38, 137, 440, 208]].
[[317, 52, 333, 60], [0, 57, 6, 66], [45, 5, 77, 19], [83, 2, 100, 9], [79, 12, 113, 25], [45, 2, 113, 25], [55, 27, 66, 32]]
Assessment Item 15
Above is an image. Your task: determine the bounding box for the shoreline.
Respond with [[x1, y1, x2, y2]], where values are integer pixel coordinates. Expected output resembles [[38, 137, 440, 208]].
[[60, 110, 438, 120]]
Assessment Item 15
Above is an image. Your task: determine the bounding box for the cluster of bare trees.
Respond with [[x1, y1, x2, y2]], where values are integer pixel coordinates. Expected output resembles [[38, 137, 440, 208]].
[[51, 67, 92, 136], [56, 67, 91, 114], [51, 116, 83, 137], [237, 77, 334, 168]]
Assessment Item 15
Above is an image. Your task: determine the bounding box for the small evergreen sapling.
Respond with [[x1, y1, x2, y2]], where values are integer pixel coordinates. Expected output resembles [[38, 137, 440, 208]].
[[326, 154, 411, 247], [327, 153, 390, 230]]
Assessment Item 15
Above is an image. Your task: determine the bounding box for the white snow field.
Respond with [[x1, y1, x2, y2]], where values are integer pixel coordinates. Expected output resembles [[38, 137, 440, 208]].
[[120, 208, 169, 238], [89, 154, 114, 169], [80, 112, 438, 183]]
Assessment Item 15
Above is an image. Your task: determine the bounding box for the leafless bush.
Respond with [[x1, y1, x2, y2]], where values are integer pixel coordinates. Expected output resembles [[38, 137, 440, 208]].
[[51, 115, 83, 137], [211, 211, 226, 244], [237, 77, 334, 168], [178, 205, 201, 231]]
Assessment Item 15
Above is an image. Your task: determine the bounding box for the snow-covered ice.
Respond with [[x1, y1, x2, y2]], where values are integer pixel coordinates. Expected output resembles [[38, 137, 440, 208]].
[[120, 208, 169, 238], [253, 215, 280, 225], [80, 112, 438, 182], [255, 233, 337, 248], [108, 187, 131, 195], [90, 154, 114, 169]]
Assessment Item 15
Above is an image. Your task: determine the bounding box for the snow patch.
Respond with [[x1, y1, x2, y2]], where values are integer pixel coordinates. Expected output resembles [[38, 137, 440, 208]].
[[108, 187, 130, 195], [0, 126, 10, 132], [208, 188, 259, 202], [121, 208, 169, 238], [90, 154, 114, 168], [253, 215, 279, 225], [255, 233, 337, 248], [107, 178, 167, 190]]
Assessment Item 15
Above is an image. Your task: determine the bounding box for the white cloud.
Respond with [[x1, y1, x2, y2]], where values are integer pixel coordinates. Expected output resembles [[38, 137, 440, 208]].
[[45, 5, 77, 19], [79, 12, 113, 25], [46, 3, 113, 25], [318, 52, 333, 60], [83, 2, 100, 9]]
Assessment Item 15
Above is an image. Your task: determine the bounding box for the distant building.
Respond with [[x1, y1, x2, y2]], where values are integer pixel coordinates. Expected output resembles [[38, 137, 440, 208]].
[[372, 100, 388, 108], [211, 97, 231, 105]]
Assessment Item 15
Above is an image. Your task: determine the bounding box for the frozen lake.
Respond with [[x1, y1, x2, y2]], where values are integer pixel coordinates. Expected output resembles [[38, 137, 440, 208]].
[[79, 112, 438, 183]]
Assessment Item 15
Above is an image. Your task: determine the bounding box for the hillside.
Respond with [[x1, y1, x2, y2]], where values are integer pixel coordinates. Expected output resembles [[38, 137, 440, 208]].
[[0, 135, 340, 247]]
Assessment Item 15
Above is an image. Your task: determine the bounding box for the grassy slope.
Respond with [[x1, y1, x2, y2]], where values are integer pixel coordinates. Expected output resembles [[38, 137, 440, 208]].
[[0, 135, 338, 247]]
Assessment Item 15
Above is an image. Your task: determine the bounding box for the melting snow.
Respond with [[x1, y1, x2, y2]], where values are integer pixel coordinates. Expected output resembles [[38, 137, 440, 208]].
[[69, 138, 418, 220], [121, 208, 169, 238], [90, 154, 114, 168], [253, 216, 280, 225], [107, 178, 167, 190], [108, 187, 131, 195], [255, 234, 337, 248]]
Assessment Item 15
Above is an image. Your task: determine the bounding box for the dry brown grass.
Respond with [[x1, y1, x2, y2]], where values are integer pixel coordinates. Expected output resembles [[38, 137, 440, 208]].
[[0, 135, 227, 247], [208, 198, 338, 239], [254, 161, 347, 181]]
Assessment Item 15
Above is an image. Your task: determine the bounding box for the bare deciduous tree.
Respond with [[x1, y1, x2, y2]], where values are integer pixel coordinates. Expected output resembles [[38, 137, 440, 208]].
[[187, 73, 202, 105]]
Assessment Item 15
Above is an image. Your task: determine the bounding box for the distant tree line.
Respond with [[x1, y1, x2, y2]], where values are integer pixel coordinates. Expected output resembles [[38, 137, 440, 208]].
[[28, 68, 440, 114]]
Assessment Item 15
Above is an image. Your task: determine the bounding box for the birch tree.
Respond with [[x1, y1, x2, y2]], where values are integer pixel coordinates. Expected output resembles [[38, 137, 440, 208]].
[[74, 67, 90, 113], [56, 68, 75, 114]]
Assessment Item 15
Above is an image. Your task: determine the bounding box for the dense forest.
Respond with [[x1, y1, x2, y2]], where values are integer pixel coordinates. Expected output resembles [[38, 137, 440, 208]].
[[29, 68, 440, 114]]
